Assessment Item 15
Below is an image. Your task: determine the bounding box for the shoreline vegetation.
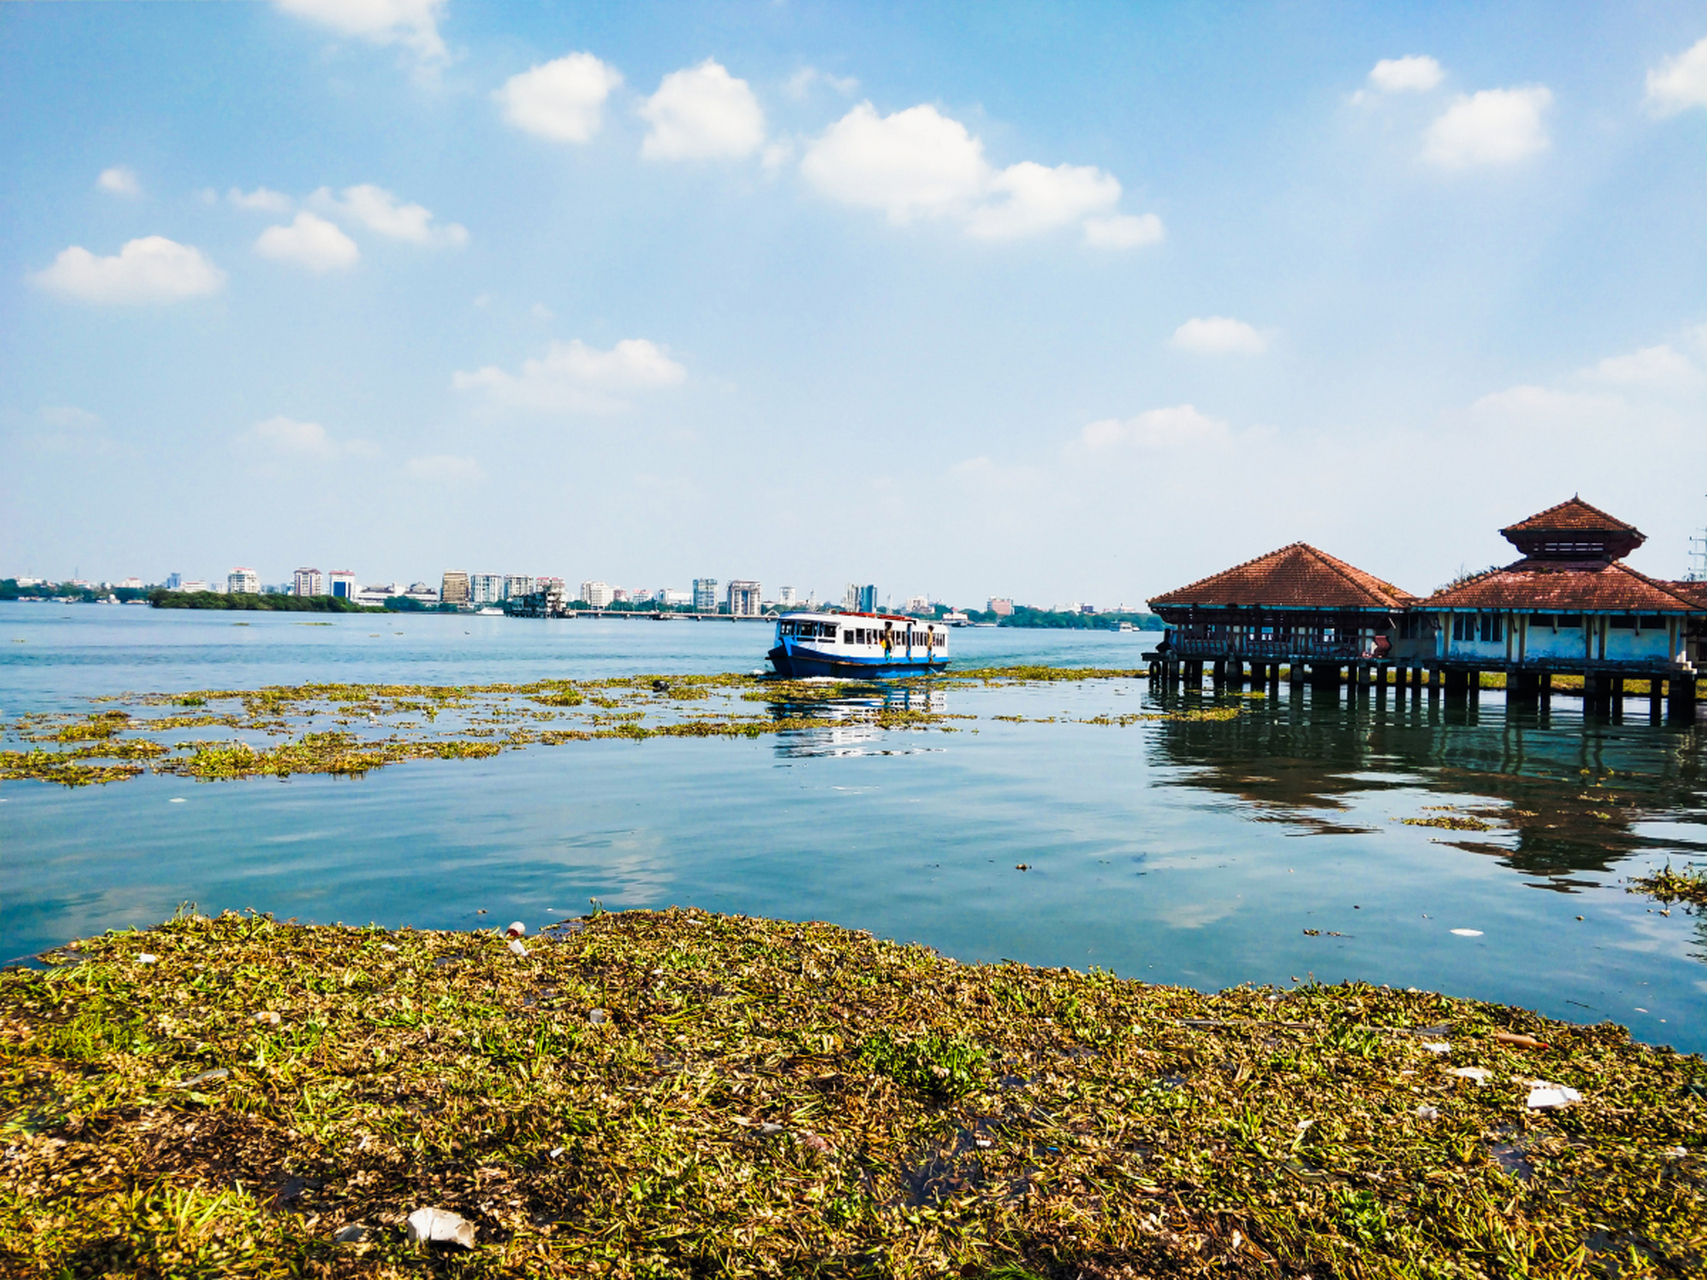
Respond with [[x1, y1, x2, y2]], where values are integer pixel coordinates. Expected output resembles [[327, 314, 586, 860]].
[[2, 908, 1702, 1277], [146, 590, 382, 614]]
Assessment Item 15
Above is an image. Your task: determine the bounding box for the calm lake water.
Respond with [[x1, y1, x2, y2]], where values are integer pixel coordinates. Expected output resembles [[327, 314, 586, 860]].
[[3, 604, 1704, 1052]]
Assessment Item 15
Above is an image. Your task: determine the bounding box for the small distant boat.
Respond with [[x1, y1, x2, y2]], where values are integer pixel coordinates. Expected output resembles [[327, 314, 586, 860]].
[[1117, 621, 1137, 633], [476, 606, 503, 615], [768, 611, 949, 678]]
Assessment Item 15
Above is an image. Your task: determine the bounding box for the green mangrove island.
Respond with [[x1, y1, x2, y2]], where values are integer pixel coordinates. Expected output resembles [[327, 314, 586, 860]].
[[1, 909, 1702, 1278]]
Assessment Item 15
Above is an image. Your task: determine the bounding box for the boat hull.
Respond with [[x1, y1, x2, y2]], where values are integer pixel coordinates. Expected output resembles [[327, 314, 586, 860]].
[[767, 645, 948, 680]]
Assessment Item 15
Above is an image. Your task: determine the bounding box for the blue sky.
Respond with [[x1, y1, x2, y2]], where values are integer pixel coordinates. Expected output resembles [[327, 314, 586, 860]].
[[3, 2, 1705, 606]]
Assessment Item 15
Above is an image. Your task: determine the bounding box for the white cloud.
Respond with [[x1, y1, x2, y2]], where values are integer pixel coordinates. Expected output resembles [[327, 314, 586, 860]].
[[311, 184, 467, 246], [1421, 86, 1552, 168], [452, 338, 687, 412], [1079, 404, 1230, 450], [1368, 55, 1444, 94], [1468, 384, 1623, 421], [228, 186, 294, 213], [1171, 316, 1268, 354], [97, 166, 141, 197], [802, 103, 990, 221], [29, 236, 226, 304], [1084, 213, 1164, 248], [801, 101, 1151, 244], [273, 0, 446, 63], [255, 212, 360, 272], [1645, 35, 1707, 116], [41, 405, 101, 429], [247, 416, 378, 459], [495, 52, 623, 142], [963, 160, 1120, 240], [1581, 343, 1698, 386], [639, 59, 766, 160], [405, 453, 485, 483], [530, 302, 554, 321], [784, 66, 859, 100]]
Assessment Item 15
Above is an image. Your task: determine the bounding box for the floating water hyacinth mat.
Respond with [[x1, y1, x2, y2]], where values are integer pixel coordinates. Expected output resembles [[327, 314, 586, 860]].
[[0, 669, 1199, 789], [2, 910, 1703, 1277]]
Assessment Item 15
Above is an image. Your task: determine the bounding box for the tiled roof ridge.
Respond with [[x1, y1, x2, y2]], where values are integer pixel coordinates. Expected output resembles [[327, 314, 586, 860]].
[[1150, 541, 1311, 601], [1501, 496, 1639, 535], [1607, 560, 1704, 610], [1424, 557, 1705, 610], [1151, 541, 1411, 608], [1305, 543, 1416, 606]]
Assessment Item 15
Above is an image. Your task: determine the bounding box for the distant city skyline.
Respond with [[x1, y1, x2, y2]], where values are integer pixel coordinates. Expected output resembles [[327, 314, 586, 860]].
[[4, 4, 1705, 600]]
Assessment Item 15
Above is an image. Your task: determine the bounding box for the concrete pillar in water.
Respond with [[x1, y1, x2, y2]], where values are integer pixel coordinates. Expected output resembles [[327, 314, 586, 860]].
[[1669, 673, 1698, 721], [1649, 675, 1665, 719], [1288, 661, 1305, 686], [1184, 660, 1203, 688]]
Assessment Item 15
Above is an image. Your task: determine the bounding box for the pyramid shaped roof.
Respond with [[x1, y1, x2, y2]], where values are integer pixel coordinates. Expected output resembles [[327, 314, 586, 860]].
[[1423, 561, 1702, 613], [1149, 543, 1415, 612], [1501, 497, 1641, 537]]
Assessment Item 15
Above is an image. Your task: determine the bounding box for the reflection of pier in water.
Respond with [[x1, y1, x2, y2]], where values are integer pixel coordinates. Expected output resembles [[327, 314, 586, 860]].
[[766, 685, 947, 758], [1145, 676, 1705, 886]]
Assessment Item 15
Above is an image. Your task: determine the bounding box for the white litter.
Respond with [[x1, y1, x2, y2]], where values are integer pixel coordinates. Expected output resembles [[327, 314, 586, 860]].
[[1449, 929, 1483, 937], [381, 943, 398, 952], [1446, 1066, 1493, 1084], [505, 921, 525, 938], [137, 954, 157, 964], [506, 938, 527, 957], [1421, 1042, 1452, 1054], [405, 1207, 476, 1249], [168, 797, 186, 804], [1414, 1105, 1440, 1120], [1525, 1081, 1581, 1110]]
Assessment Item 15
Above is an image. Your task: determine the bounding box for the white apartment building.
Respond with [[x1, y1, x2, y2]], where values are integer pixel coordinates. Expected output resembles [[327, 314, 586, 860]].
[[903, 594, 931, 614], [659, 588, 691, 607], [405, 582, 439, 604], [180, 579, 210, 593], [228, 567, 260, 595], [580, 580, 614, 608], [779, 586, 797, 606], [693, 578, 719, 611], [726, 580, 762, 617], [468, 573, 505, 605], [504, 574, 536, 600], [293, 567, 325, 597]]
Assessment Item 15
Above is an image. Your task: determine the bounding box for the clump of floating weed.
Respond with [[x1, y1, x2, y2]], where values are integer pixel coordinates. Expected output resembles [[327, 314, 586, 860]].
[[2, 909, 1701, 1278], [1629, 863, 1707, 907]]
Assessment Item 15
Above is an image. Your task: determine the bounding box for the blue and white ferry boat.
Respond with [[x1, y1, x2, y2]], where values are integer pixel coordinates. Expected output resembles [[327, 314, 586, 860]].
[[767, 611, 950, 679]]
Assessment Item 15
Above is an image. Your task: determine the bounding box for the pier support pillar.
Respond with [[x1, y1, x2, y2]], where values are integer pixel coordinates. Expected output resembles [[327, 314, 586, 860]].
[[1184, 660, 1203, 688], [1669, 673, 1698, 721], [1288, 661, 1305, 686], [1649, 676, 1665, 719]]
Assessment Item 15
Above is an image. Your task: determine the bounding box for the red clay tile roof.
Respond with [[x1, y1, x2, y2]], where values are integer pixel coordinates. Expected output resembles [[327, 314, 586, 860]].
[[1500, 497, 1641, 537], [1667, 579, 1707, 608], [1422, 560, 1702, 613], [1148, 543, 1416, 611]]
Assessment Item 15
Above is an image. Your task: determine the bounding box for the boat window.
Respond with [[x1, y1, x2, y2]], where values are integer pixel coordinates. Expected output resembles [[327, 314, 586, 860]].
[[843, 630, 854, 643]]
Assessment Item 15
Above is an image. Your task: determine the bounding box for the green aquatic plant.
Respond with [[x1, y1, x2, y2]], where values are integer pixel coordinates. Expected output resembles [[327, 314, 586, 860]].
[[0, 909, 1700, 1278], [1628, 863, 1707, 907]]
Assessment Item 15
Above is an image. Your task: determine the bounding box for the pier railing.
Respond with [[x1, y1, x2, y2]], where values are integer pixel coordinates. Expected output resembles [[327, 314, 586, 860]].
[[1171, 637, 1363, 661]]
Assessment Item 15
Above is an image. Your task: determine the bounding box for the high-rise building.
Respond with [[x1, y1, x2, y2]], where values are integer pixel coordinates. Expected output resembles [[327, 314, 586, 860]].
[[441, 571, 470, 606], [779, 586, 797, 606], [228, 567, 260, 595], [856, 584, 877, 613], [988, 597, 1014, 617], [580, 581, 614, 608], [293, 567, 325, 597], [329, 570, 357, 599], [468, 573, 504, 605], [504, 574, 536, 600], [693, 578, 718, 611], [165, 572, 182, 590], [726, 580, 762, 617]]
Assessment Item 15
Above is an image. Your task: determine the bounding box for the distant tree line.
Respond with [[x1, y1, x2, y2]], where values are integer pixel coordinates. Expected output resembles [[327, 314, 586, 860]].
[[960, 606, 1164, 630], [147, 589, 379, 613], [2, 579, 151, 603]]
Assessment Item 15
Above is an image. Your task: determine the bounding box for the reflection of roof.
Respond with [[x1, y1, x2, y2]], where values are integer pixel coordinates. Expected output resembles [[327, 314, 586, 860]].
[[1149, 543, 1416, 611], [1501, 497, 1640, 536], [1424, 560, 1702, 612]]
